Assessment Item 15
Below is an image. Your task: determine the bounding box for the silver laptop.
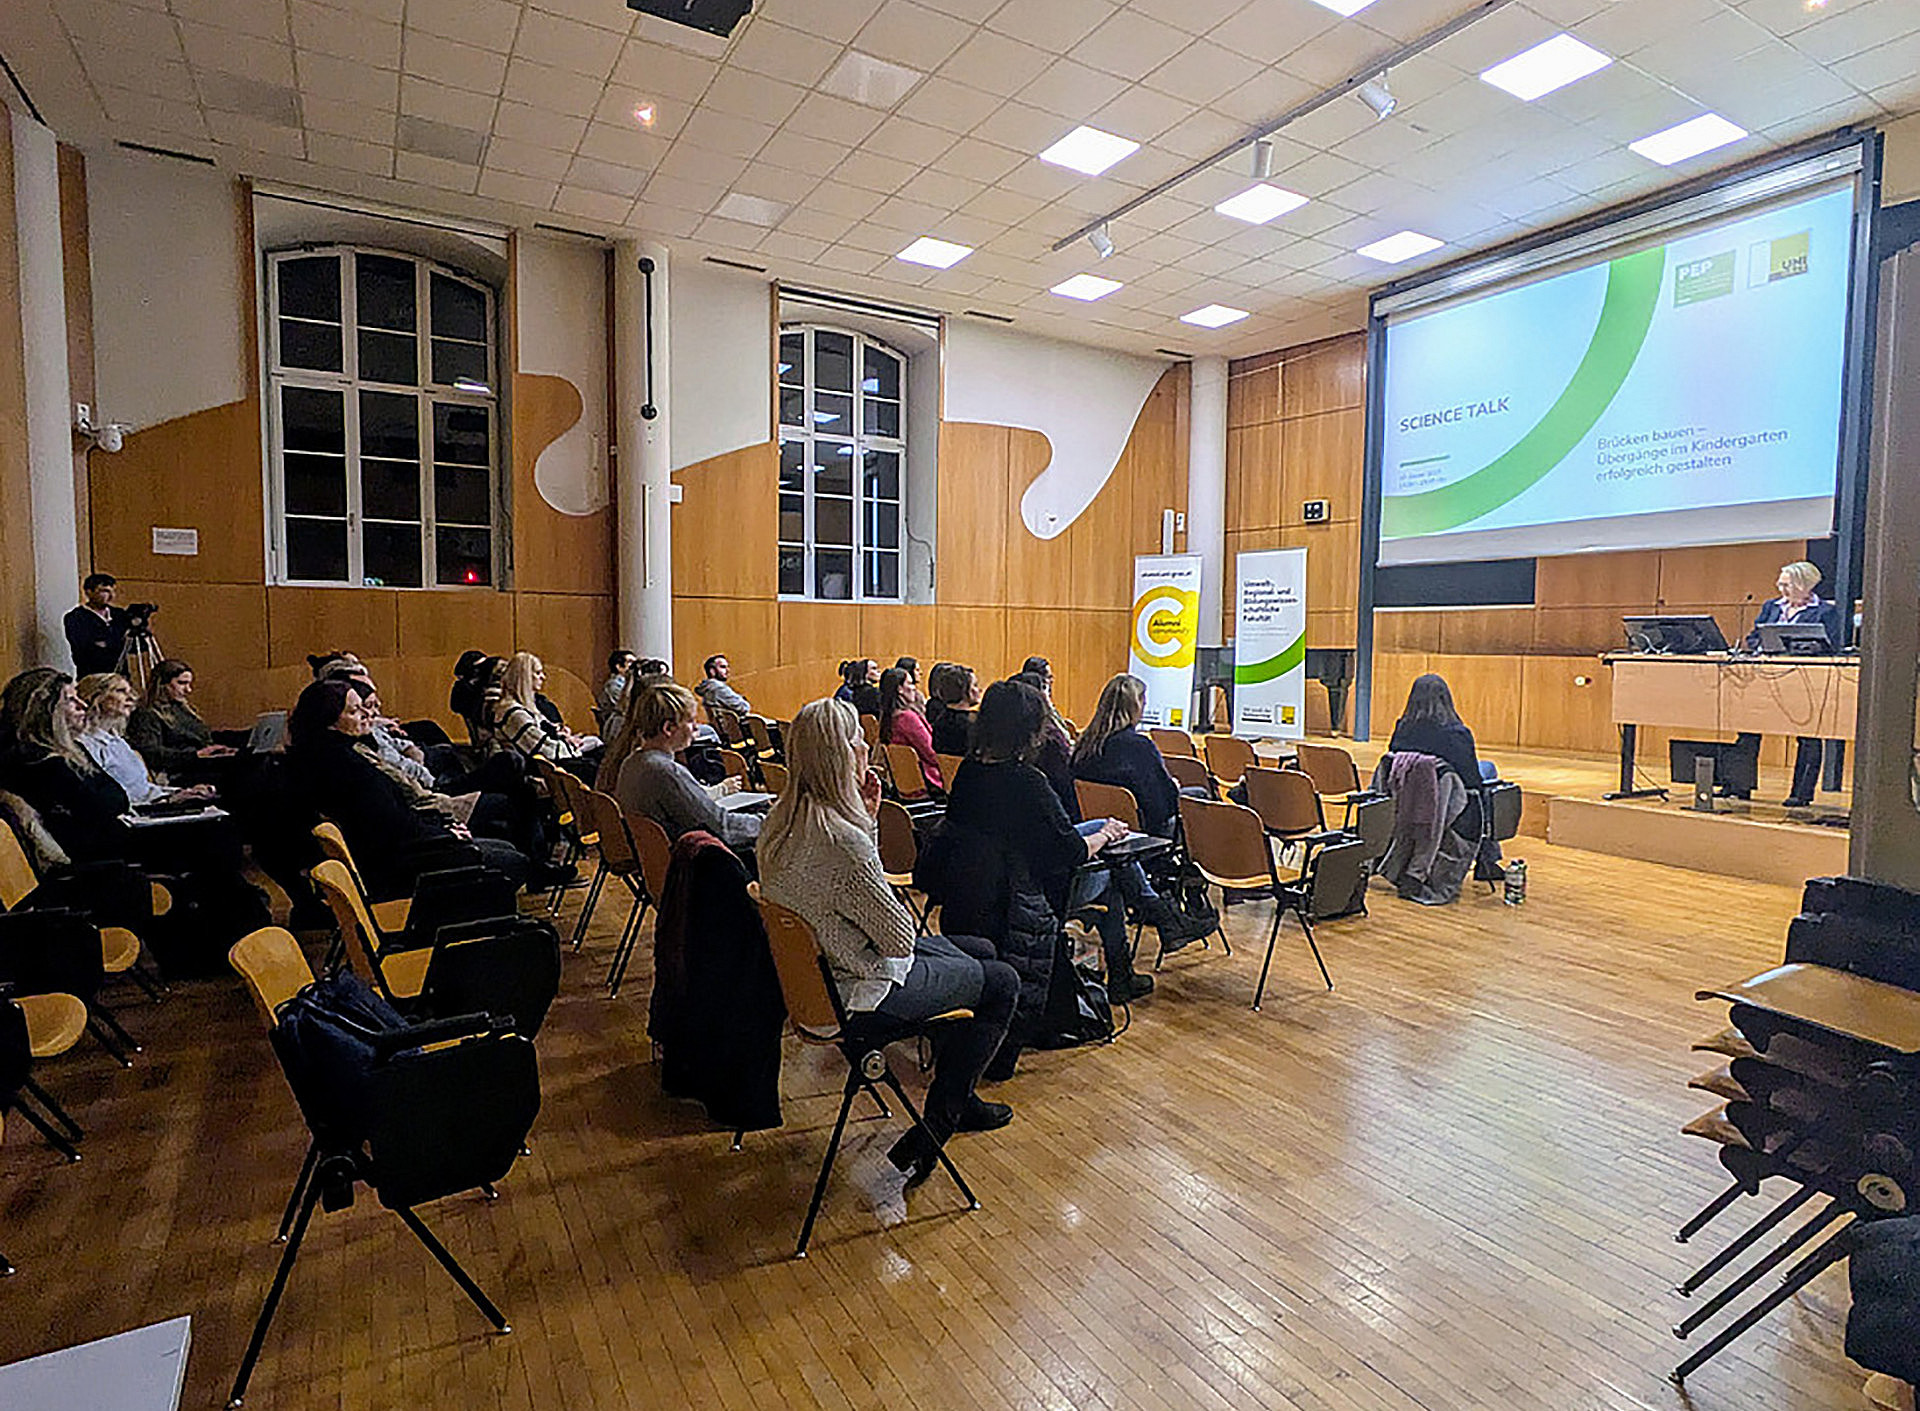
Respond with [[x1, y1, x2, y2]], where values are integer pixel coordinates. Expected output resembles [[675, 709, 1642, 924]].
[[247, 710, 289, 754]]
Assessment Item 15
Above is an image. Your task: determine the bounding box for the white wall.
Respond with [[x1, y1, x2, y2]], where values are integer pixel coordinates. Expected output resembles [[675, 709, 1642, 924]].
[[87, 146, 247, 430], [667, 261, 770, 472], [944, 320, 1169, 540], [516, 234, 609, 516]]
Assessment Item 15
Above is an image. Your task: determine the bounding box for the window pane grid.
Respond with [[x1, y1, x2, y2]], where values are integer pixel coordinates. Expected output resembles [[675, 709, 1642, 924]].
[[268, 247, 497, 588], [778, 326, 906, 603]]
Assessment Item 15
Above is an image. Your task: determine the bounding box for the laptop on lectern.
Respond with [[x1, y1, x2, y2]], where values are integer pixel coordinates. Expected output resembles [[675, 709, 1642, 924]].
[[1621, 615, 1730, 655]]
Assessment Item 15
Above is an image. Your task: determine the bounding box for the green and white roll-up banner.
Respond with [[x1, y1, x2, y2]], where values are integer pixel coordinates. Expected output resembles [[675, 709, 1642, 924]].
[[1128, 554, 1202, 729], [1232, 547, 1308, 740]]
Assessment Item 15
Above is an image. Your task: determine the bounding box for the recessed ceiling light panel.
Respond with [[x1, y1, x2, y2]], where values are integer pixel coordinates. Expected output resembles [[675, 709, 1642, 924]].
[[1481, 34, 1612, 101], [896, 236, 973, 269], [712, 191, 789, 226], [1358, 230, 1444, 264], [1215, 183, 1309, 225], [1629, 113, 1748, 166], [821, 50, 926, 110], [1181, 304, 1249, 329], [1051, 274, 1123, 301], [1306, 0, 1378, 14], [1039, 125, 1140, 177]]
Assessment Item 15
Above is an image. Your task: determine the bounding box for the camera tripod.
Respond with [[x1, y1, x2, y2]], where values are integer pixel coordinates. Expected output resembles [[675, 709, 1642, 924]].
[[116, 626, 165, 694]]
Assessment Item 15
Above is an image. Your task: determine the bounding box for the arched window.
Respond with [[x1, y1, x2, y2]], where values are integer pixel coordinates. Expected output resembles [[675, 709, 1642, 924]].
[[265, 246, 499, 587], [777, 326, 905, 601]]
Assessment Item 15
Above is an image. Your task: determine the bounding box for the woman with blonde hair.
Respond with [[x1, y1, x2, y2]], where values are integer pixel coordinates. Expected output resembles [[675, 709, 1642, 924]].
[[76, 673, 214, 807], [613, 678, 762, 853], [1741, 559, 1845, 807], [760, 698, 1016, 1184], [490, 650, 601, 780]]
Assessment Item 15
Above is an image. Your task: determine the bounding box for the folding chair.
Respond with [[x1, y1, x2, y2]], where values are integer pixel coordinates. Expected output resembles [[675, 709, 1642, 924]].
[[0, 986, 88, 1163], [1181, 796, 1360, 1007], [1202, 734, 1257, 794], [875, 800, 930, 936], [610, 814, 672, 998], [755, 897, 979, 1259], [760, 760, 790, 794], [1163, 753, 1213, 797], [1241, 766, 1327, 854], [579, 791, 652, 989], [1294, 743, 1367, 829], [1148, 727, 1196, 758]]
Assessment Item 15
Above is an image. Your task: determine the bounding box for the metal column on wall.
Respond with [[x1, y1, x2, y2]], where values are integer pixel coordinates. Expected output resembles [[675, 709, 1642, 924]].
[[613, 238, 672, 662], [1850, 223, 1920, 890], [1188, 356, 1227, 646]]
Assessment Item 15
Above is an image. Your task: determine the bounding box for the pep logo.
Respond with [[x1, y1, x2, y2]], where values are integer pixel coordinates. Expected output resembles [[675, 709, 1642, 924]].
[[1131, 585, 1198, 668]]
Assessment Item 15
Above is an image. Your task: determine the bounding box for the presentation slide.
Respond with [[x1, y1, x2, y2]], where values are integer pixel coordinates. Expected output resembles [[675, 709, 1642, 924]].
[[1378, 183, 1856, 565]]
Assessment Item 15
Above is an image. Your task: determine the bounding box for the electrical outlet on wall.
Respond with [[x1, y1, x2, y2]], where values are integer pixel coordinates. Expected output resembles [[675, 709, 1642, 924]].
[[1302, 499, 1330, 523]]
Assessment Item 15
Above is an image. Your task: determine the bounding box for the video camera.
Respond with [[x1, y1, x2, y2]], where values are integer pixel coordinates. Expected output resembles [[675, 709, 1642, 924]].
[[125, 601, 160, 634]]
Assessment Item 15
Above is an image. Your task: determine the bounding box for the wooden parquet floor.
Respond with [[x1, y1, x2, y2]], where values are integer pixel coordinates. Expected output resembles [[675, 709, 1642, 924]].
[[0, 843, 1869, 1410]]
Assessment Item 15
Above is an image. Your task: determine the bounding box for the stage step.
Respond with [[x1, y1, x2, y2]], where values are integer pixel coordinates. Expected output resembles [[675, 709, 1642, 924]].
[[1546, 795, 1848, 884]]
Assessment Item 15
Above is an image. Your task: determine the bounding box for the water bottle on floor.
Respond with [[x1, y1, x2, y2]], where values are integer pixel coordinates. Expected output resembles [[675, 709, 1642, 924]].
[[1503, 858, 1527, 906]]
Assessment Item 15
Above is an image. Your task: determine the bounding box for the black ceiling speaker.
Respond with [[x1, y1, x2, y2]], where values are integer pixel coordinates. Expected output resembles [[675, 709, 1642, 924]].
[[625, 0, 752, 37]]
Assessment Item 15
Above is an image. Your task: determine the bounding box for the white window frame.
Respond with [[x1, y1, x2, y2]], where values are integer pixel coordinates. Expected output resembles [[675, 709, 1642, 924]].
[[264, 246, 501, 588], [777, 324, 907, 603]]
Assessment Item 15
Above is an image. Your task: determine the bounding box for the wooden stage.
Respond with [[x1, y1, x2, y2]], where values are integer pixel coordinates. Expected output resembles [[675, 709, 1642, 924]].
[[1275, 735, 1852, 884], [0, 844, 1869, 1411]]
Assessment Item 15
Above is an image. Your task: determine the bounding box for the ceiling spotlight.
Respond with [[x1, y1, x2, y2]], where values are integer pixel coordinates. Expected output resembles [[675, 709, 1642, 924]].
[[1356, 75, 1396, 120], [1087, 222, 1114, 260], [1250, 139, 1274, 181]]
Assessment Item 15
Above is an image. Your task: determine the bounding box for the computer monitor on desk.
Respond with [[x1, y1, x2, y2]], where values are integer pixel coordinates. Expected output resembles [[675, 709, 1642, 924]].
[[1622, 615, 1730, 654], [1754, 621, 1834, 655]]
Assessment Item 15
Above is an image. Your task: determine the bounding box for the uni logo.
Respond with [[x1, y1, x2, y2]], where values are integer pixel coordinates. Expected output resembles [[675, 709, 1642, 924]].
[[1768, 231, 1810, 281], [1131, 584, 1199, 668]]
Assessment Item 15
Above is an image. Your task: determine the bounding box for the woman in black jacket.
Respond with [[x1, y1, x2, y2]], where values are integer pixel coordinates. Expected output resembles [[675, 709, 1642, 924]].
[[287, 680, 530, 897], [925, 662, 979, 758], [940, 681, 1149, 1026], [1070, 673, 1182, 838], [1387, 673, 1499, 874]]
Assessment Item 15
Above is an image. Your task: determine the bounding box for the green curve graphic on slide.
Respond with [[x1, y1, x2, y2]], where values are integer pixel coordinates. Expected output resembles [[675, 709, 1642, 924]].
[[1382, 245, 1668, 538], [1234, 632, 1306, 686]]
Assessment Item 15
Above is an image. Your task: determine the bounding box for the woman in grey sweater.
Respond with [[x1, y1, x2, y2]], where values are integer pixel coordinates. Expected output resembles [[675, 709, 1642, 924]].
[[758, 697, 1017, 1184], [613, 679, 762, 855]]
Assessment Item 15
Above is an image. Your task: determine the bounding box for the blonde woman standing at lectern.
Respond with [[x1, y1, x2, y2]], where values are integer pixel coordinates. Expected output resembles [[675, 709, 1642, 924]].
[[1741, 560, 1844, 808]]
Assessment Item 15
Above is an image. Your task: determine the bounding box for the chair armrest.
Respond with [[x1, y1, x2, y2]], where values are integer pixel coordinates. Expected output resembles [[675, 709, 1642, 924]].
[[373, 1010, 501, 1059]]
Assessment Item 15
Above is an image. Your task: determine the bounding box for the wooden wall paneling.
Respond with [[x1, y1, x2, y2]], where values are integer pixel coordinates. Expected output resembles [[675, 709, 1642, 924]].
[[1533, 606, 1639, 655], [1519, 655, 1615, 755], [935, 423, 1008, 605], [774, 599, 856, 672], [1281, 408, 1364, 527], [58, 143, 93, 569], [0, 104, 35, 681], [1226, 361, 1279, 428], [1305, 610, 1351, 650], [1005, 605, 1076, 721], [670, 441, 776, 600], [109, 580, 269, 727], [1129, 369, 1187, 553], [1066, 448, 1136, 612], [1656, 541, 1800, 610], [1426, 653, 1524, 749], [672, 595, 779, 686], [92, 401, 264, 583], [1065, 610, 1129, 727], [513, 591, 615, 690], [1535, 550, 1661, 608], [1280, 335, 1366, 419], [1303, 520, 1359, 617], [1373, 609, 1443, 653], [1370, 652, 1429, 732], [1438, 606, 1536, 655], [857, 603, 932, 669], [509, 371, 615, 597], [934, 605, 1010, 685], [397, 588, 516, 660], [1226, 422, 1282, 530], [266, 586, 399, 667], [1003, 428, 1073, 609]]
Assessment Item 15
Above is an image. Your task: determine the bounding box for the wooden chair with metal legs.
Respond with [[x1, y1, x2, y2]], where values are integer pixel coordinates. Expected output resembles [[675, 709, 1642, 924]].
[[544, 769, 601, 935], [608, 813, 672, 998], [859, 714, 881, 752], [230, 927, 321, 1245], [310, 861, 433, 1005], [934, 754, 964, 789], [1203, 734, 1257, 795], [1294, 742, 1366, 829], [746, 715, 783, 764], [311, 822, 411, 937], [754, 897, 980, 1259], [1163, 753, 1213, 797], [0, 987, 88, 1163], [1241, 766, 1327, 860], [760, 760, 790, 794], [0, 825, 164, 1009], [1148, 726, 1197, 757], [884, 743, 933, 803], [578, 791, 651, 991], [875, 800, 929, 936], [1180, 795, 1357, 1008]]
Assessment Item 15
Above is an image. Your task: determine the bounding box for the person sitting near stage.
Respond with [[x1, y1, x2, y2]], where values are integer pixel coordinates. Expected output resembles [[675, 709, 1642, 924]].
[[490, 651, 602, 781], [1387, 673, 1502, 876], [75, 673, 215, 807], [613, 678, 761, 856], [878, 666, 943, 792], [287, 679, 531, 895], [63, 573, 132, 678], [598, 649, 637, 737], [1742, 559, 1845, 808], [925, 661, 979, 758], [1011, 670, 1077, 819], [1071, 673, 1183, 839], [696, 653, 754, 724], [759, 697, 1017, 1185], [834, 658, 882, 718], [128, 659, 237, 784], [893, 656, 920, 687]]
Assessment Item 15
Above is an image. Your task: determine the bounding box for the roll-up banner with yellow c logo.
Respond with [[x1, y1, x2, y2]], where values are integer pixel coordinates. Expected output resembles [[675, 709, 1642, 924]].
[[1128, 554, 1203, 728]]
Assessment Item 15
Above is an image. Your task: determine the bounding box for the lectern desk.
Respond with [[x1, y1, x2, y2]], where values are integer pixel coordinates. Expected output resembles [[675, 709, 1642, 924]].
[[1601, 653, 1858, 798]]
